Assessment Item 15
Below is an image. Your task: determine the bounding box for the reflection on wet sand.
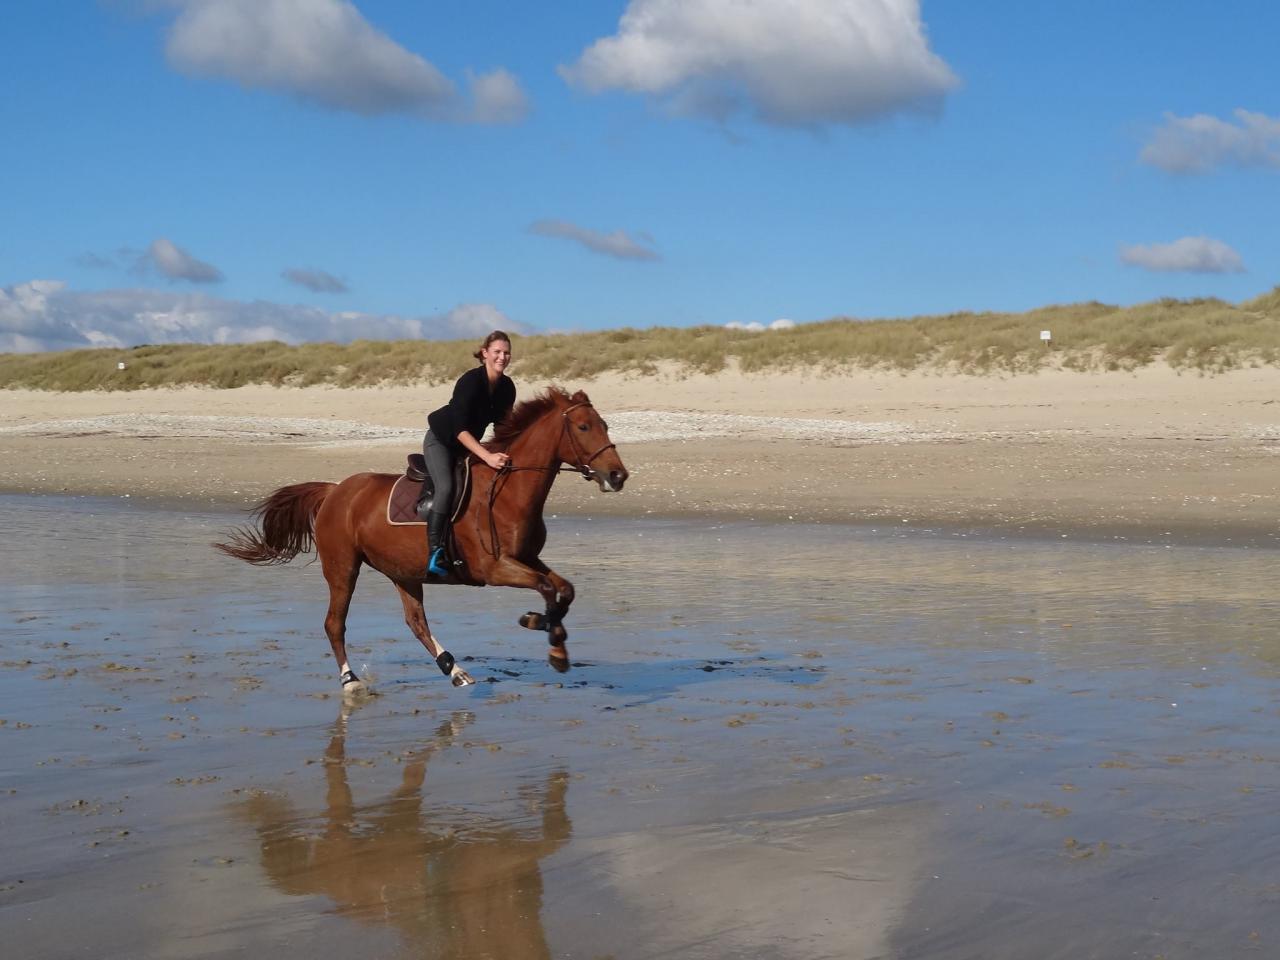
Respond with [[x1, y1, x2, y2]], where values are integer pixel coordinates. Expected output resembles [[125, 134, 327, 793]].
[[8, 498, 1280, 959], [237, 710, 570, 959], [567, 798, 926, 960]]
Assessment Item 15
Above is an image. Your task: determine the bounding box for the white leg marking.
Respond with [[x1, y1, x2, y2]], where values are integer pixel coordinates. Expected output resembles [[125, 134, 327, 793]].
[[340, 661, 369, 697]]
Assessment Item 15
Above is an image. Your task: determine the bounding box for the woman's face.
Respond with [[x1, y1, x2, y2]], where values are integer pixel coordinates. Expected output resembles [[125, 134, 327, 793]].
[[482, 339, 512, 375]]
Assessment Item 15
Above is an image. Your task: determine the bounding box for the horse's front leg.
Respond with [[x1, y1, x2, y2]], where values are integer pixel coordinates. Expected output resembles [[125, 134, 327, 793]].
[[392, 580, 475, 687], [487, 557, 574, 673], [525, 561, 575, 642]]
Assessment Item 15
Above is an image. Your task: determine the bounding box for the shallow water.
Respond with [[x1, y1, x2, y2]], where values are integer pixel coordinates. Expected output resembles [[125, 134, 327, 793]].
[[3, 495, 1280, 959]]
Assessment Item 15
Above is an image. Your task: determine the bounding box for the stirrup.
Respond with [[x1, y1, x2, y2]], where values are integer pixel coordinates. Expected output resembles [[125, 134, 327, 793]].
[[427, 547, 449, 577]]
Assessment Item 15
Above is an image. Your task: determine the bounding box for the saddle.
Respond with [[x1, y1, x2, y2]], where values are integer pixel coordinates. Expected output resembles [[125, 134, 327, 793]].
[[386, 455, 472, 525]]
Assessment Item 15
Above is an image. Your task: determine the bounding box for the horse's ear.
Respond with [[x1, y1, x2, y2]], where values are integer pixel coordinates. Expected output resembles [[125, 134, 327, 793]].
[[570, 389, 590, 403]]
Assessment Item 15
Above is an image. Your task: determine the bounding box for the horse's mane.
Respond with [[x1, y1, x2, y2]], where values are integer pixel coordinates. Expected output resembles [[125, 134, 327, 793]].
[[490, 386, 588, 449]]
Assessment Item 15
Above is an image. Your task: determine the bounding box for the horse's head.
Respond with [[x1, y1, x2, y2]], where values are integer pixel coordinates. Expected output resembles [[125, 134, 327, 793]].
[[559, 390, 629, 492]]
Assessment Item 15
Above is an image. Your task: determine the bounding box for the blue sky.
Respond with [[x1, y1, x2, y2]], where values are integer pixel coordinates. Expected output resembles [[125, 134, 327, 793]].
[[2, 0, 1278, 351]]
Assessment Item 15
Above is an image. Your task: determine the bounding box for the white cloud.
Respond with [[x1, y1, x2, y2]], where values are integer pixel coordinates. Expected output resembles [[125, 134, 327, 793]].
[[529, 219, 660, 261], [725, 318, 796, 331], [0, 281, 73, 351], [164, 0, 527, 123], [282, 267, 348, 293], [436, 302, 515, 333], [1141, 109, 1280, 174], [560, 0, 957, 129], [142, 237, 224, 283], [1119, 236, 1245, 274], [0, 281, 527, 353], [468, 68, 531, 124]]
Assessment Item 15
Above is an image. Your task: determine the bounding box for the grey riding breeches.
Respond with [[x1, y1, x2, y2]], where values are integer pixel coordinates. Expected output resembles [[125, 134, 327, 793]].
[[422, 430, 454, 517]]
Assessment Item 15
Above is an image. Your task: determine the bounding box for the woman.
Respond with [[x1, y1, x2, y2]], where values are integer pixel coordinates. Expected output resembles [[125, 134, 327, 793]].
[[421, 331, 516, 577]]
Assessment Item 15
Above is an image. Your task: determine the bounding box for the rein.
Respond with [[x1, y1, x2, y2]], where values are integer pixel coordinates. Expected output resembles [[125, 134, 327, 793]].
[[477, 400, 615, 559]]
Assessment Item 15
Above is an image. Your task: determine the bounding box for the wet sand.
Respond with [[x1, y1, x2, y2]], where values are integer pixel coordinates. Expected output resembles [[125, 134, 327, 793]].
[[4, 495, 1280, 958], [1, 363, 1278, 545]]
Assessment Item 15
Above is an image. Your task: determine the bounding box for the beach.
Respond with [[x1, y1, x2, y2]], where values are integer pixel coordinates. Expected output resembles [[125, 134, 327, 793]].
[[1, 363, 1277, 543], [5, 367, 1280, 958], [5, 496, 1280, 959]]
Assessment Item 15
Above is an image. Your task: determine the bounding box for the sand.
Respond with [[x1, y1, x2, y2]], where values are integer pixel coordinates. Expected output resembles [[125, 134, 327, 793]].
[[1, 362, 1278, 543], [5, 497, 1280, 959], [5, 365, 1280, 957]]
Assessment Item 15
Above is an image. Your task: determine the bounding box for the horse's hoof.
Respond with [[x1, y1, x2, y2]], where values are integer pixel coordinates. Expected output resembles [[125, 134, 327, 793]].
[[449, 666, 476, 687], [548, 647, 571, 674], [339, 668, 371, 697], [520, 611, 546, 631]]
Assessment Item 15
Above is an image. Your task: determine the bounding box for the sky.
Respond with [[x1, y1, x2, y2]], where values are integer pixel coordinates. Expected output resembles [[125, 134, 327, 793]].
[[2, 0, 1279, 352]]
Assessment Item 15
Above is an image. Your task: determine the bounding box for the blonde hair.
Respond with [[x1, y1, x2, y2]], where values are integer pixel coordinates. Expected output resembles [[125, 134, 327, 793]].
[[473, 330, 512, 362]]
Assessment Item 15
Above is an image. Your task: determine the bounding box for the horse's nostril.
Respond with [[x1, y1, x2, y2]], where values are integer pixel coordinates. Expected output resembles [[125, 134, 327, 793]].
[[610, 470, 627, 488]]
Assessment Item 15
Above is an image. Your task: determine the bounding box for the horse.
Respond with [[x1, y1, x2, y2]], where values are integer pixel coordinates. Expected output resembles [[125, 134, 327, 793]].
[[215, 387, 629, 691]]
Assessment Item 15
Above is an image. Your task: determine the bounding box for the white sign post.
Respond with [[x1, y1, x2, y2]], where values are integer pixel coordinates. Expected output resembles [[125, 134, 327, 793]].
[[1040, 330, 1051, 346]]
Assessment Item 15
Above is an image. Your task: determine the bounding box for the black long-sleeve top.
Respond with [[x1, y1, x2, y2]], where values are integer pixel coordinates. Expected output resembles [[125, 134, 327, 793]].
[[427, 365, 516, 455]]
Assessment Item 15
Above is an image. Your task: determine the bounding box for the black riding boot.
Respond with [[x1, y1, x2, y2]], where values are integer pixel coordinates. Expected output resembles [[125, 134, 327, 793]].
[[426, 510, 450, 577]]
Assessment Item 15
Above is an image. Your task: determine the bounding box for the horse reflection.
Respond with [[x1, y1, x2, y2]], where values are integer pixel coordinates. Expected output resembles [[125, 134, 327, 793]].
[[238, 712, 571, 958]]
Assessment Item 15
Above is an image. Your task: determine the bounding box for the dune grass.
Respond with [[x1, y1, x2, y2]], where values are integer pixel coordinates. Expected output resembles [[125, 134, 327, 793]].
[[3, 290, 1280, 391]]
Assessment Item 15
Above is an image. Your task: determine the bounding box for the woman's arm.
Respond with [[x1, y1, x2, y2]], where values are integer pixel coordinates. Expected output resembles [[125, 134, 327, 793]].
[[456, 430, 509, 470]]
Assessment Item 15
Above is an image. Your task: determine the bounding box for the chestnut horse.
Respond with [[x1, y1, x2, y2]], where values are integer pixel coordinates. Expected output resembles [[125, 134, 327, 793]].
[[215, 387, 628, 691]]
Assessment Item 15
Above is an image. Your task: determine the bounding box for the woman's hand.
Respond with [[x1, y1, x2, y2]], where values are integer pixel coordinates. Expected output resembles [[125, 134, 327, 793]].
[[458, 431, 510, 471]]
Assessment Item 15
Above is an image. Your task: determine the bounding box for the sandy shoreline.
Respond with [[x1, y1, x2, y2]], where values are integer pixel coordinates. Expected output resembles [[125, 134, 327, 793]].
[[1, 364, 1277, 545], [7, 494, 1280, 958]]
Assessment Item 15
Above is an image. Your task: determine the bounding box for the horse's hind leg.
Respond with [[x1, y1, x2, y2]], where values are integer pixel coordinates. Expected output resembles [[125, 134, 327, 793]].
[[322, 548, 365, 694], [392, 580, 475, 687]]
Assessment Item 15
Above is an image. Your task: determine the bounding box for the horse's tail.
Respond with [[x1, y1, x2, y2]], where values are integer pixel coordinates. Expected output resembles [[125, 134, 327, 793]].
[[214, 481, 336, 566]]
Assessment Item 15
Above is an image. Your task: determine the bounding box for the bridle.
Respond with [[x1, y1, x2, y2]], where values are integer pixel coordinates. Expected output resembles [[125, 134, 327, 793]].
[[477, 399, 617, 558], [558, 400, 617, 481]]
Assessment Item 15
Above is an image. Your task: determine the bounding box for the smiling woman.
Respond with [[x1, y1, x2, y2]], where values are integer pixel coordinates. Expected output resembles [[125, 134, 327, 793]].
[[420, 330, 517, 575]]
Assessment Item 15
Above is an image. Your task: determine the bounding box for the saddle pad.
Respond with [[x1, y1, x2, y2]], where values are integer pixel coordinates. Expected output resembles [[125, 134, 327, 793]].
[[387, 475, 427, 525]]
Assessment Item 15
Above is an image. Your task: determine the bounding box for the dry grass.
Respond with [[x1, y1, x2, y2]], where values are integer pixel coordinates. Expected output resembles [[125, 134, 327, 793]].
[[3, 290, 1280, 390]]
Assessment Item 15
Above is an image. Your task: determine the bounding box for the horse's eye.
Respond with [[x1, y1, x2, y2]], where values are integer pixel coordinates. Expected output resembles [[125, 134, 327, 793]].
[[577, 422, 588, 432]]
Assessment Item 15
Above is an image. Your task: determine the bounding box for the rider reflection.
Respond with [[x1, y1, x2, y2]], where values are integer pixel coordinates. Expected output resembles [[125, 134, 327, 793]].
[[237, 711, 571, 958]]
